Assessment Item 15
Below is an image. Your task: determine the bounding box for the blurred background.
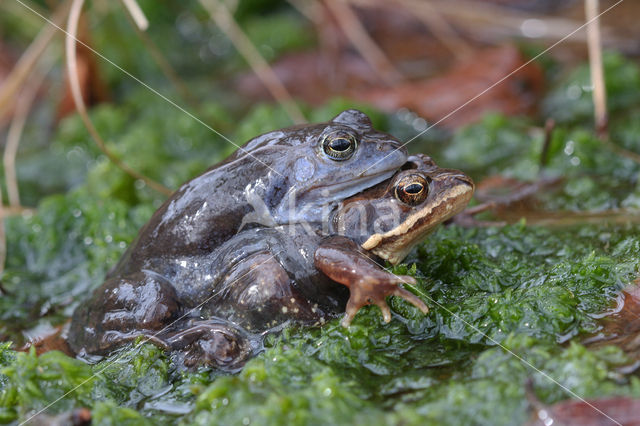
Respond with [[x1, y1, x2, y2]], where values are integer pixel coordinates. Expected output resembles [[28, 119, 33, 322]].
[[1, 0, 639, 209]]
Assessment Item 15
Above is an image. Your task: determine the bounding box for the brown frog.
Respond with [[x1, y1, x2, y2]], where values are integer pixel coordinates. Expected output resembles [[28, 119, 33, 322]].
[[68, 112, 473, 370]]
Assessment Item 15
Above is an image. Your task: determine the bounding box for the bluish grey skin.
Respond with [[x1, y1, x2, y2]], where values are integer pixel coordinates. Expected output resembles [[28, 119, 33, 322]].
[[113, 109, 405, 271], [68, 110, 409, 369]]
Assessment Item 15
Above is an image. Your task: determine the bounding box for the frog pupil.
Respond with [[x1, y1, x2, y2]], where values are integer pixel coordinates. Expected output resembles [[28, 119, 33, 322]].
[[405, 183, 423, 194], [330, 138, 351, 152]]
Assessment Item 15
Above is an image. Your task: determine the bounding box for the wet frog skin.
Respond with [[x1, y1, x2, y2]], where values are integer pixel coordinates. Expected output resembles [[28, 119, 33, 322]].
[[112, 109, 406, 273], [69, 109, 407, 367], [68, 115, 473, 370]]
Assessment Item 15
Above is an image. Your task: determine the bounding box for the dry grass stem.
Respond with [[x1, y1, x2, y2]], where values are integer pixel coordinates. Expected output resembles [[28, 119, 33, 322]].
[[352, 0, 592, 44], [0, 0, 71, 120], [3, 59, 53, 208], [391, 0, 473, 59], [585, 0, 608, 137], [286, 0, 318, 22], [199, 0, 307, 125], [0, 0, 48, 32], [539, 118, 555, 169], [120, 0, 148, 31], [325, 0, 403, 85], [120, 0, 197, 107], [66, 0, 172, 196], [504, 209, 640, 227]]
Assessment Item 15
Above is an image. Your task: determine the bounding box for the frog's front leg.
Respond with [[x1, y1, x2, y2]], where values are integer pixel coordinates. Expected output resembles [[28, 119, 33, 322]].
[[314, 237, 429, 327]]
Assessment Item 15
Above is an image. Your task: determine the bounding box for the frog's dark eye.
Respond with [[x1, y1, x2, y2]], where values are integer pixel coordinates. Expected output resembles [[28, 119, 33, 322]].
[[395, 174, 429, 206], [322, 131, 358, 161]]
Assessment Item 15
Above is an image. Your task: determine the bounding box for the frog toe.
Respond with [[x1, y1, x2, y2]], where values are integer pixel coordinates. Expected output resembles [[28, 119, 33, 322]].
[[392, 285, 430, 315]]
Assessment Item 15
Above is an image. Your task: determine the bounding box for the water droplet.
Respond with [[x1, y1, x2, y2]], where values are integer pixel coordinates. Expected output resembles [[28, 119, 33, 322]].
[[105, 235, 113, 243], [242, 417, 251, 425], [84, 237, 93, 245], [134, 179, 146, 190], [563, 140, 575, 156], [72, 209, 82, 218], [521, 19, 547, 38], [222, 398, 229, 406], [323, 388, 332, 397], [566, 85, 581, 100], [119, 241, 127, 249], [570, 156, 580, 166], [412, 117, 427, 132]]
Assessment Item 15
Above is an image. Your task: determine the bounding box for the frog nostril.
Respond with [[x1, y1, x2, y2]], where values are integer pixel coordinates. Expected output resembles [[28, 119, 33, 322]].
[[401, 161, 418, 171], [455, 175, 475, 189]]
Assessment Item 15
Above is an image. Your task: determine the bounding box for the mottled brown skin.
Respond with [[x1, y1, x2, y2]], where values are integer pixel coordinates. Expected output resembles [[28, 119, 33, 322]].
[[319, 154, 474, 326], [68, 119, 473, 370], [314, 237, 427, 327]]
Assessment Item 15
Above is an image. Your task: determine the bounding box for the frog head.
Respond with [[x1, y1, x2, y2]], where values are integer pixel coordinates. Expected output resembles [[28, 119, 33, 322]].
[[239, 110, 408, 225], [332, 154, 475, 264]]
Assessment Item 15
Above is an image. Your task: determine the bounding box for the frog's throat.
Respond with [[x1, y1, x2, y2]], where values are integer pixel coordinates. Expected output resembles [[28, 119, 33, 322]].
[[361, 184, 474, 265]]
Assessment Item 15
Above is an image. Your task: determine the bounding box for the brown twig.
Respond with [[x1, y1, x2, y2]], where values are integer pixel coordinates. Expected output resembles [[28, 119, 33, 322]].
[[0, 0, 49, 33], [120, 0, 148, 31], [390, 0, 473, 60], [467, 177, 561, 216], [539, 118, 555, 169], [0, 1, 71, 120], [66, 0, 172, 196], [325, 0, 403, 85], [119, 0, 197, 108], [3, 59, 53, 208], [585, 0, 608, 138], [452, 177, 561, 227], [351, 0, 597, 45], [286, 0, 318, 21], [601, 138, 640, 164], [199, 0, 307, 125], [501, 209, 640, 227]]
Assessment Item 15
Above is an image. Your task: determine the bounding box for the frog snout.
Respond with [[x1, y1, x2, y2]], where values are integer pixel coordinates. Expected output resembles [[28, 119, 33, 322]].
[[375, 141, 404, 153], [455, 174, 475, 190], [438, 170, 475, 192]]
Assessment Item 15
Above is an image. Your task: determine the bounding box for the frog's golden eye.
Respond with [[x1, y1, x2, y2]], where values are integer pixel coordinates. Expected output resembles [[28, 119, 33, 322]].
[[322, 131, 358, 161], [395, 174, 429, 206]]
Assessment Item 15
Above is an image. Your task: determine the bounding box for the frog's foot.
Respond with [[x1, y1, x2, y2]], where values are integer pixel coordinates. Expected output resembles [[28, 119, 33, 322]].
[[340, 273, 428, 327], [314, 237, 429, 327], [165, 320, 252, 370]]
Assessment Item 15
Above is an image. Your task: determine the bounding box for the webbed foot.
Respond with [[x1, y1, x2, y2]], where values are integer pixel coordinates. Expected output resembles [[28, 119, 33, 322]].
[[314, 237, 429, 327]]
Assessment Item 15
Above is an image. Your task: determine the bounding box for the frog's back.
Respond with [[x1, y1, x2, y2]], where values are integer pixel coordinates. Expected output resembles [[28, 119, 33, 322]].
[[112, 153, 283, 277]]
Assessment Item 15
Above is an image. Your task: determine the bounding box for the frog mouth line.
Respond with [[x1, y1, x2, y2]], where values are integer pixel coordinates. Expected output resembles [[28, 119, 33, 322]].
[[311, 169, 397, 203], [362, 181, 474, 264]]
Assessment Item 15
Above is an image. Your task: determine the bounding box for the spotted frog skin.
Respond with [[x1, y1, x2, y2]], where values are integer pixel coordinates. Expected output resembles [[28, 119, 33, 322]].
[[68, 111, 473, 370]]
